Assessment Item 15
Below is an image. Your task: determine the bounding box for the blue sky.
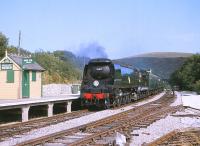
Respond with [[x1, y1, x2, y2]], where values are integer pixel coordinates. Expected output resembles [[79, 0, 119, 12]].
[[0, 0, 200, 59]]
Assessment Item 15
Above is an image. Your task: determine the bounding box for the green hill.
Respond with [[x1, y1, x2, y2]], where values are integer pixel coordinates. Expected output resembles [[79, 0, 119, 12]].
[[115, 52, 193, 80], [33, 51, 82, 84], [54, 50, 90, 70], [133, 52, 193, 58]]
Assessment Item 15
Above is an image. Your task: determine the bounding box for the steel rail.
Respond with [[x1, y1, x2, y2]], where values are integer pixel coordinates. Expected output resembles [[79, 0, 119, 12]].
[[0, 109, 90, 141], [148, 128, 200, 146], [16, 92, 178, 146], [68, 106, 182, 146]]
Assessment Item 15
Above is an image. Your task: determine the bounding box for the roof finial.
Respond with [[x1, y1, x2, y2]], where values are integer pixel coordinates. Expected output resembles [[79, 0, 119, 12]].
[[5, 49, 8, 57]]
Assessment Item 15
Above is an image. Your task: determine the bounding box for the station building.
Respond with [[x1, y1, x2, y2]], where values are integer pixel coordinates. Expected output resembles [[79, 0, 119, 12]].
[[0, 51, 45, 99]]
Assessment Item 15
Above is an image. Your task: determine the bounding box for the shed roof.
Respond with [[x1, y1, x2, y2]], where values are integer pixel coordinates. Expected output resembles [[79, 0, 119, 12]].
[[8, 54, 45, 71]]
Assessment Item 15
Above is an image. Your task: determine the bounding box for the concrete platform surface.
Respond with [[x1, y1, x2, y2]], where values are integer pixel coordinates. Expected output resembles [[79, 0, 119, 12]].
[[0, 94, 80, 110]]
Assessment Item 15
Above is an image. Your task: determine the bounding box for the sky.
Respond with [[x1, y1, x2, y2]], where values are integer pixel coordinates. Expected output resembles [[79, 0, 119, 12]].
[[0, 0, 200, 59]]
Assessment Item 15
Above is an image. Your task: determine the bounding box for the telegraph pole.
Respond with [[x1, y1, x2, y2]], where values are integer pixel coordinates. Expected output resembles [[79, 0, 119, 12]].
[[83, 56, 85, 67], [18, 30, 21, 55]]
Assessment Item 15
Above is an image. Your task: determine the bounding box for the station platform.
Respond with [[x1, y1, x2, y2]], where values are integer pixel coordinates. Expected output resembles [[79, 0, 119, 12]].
[[0, 94, 80, 110], [0, 94, 80, 122]]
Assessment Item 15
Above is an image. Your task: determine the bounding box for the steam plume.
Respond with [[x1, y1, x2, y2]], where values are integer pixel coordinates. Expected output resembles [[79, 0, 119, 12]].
[[77, 42, 108, 58]]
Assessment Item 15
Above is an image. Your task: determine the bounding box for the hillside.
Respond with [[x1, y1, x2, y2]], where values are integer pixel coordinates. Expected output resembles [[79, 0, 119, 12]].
[[133, 52, 193, 58], [33, 51, 82, 84], [54, 50, 90, 70], [115, 52, 193, 80]]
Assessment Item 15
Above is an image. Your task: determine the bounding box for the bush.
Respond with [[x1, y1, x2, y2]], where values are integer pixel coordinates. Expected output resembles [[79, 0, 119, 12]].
[[33, 51, 82, 84], [169, 54, 200, 92], [194, 80, 200, 94]]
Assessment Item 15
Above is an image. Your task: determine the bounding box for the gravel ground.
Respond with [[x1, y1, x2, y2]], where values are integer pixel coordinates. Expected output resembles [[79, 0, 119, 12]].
[[130, 92, 200, 146], [170, 91, 182, 106], [129, 109, 200, 146], [0, 93, 165, 146]]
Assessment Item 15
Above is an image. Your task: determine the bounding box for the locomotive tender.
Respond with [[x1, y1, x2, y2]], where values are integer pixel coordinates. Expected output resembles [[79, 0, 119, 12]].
[[80, 58, 163, 109]]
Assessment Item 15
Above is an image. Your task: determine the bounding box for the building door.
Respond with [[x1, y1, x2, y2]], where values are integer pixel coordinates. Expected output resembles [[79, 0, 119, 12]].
[[22, 70, 30, 98]]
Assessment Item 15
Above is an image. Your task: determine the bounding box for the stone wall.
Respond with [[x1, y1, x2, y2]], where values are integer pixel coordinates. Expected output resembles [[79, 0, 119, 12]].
[[42, 84, 72, 97]]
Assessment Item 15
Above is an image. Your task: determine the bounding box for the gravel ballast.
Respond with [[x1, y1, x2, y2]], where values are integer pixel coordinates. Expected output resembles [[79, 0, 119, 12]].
[[130, 91, 200, 146], [129, 109, 200, 146], [0, 93, 165, 146]]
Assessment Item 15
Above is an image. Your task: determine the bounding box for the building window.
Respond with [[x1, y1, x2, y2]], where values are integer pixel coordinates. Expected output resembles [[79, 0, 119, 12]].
[[7, 70, 14, 83], [32, 71, 36, 81]]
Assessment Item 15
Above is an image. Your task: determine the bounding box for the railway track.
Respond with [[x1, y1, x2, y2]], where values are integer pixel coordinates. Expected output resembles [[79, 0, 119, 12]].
[[148, 128, 200, 146], [0, 109, 92, 141], [0, 92, 158, 142], [0, 92, 157, 142], [16, 92, 182, 146]]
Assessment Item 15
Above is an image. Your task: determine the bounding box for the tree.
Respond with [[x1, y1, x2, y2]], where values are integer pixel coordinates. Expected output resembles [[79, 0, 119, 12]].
[[194, 80, 200, 94], [7, 45, 31, 56], [169, 54, 200, 92], [0, 32, 8, 58], [32, 51, 82, 84]]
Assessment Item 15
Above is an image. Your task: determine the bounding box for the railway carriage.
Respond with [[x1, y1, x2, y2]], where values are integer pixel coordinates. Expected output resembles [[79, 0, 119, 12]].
[[137, 69, 163, 96], [80, 58, 163, 109]]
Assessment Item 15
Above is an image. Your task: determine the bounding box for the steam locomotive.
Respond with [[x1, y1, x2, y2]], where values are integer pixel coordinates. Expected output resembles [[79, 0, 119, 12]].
[[80, 58, 163, 109]]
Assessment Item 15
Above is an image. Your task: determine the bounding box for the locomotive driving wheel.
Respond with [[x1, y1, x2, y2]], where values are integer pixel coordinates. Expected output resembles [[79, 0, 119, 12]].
[[116, 97, 121, 107], [114, 89, 122, 107], [112, 97, 120, 107], [111, 98, 116, 108], [104, 98, 111, 109], [124, 96, 129, 104]]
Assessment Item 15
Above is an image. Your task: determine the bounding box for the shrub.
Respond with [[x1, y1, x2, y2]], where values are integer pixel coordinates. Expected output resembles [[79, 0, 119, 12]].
[[194, 80, 200, 94]]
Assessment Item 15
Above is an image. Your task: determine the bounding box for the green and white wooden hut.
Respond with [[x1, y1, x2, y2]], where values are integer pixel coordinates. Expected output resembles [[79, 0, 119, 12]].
[[0, 51, 45, 99]]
